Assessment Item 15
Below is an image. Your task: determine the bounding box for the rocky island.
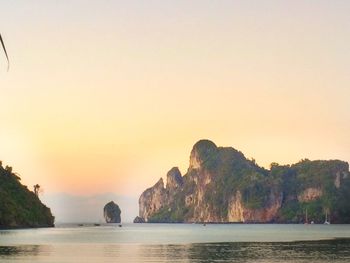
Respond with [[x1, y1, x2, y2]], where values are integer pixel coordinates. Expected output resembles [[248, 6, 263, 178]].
[[0, 162, 55, 228], [103, 201, 121, 223], [137, 140, 350, 223]]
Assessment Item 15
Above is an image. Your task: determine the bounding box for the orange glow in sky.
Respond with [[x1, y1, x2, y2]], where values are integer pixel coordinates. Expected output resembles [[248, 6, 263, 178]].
[[0, 1, 350, 197]]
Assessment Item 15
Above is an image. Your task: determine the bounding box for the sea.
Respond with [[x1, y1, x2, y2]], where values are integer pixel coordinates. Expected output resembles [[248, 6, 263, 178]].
[[1, 223, 350, 262]]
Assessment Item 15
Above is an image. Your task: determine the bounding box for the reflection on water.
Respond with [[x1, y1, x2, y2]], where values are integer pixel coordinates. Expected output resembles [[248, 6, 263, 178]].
[[1, 239, 350, 263], [186, 240, 349, 262], [0, 245, 42, 257]]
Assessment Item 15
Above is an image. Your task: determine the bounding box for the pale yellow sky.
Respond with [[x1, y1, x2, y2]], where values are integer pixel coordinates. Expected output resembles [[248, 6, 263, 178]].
[[0, 1, 350, 196]]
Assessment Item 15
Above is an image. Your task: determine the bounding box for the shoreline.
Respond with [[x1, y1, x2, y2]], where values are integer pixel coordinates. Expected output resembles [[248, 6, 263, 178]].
[[0, 224, 55, 230], [135, 221, 341, 225], [0, 237, 350, 246]]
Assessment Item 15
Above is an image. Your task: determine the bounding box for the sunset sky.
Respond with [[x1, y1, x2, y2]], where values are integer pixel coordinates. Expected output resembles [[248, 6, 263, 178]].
[[1, 1, 350, 221]]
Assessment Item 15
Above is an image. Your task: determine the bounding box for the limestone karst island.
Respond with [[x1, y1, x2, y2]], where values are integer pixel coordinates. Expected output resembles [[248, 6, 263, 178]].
[[104, 201, 121, 223], [136, 140, 350, 224]]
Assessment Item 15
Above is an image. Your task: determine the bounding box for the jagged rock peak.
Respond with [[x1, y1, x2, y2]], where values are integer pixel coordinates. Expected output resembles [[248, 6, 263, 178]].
[[190, 139, 218, 169], [166, 167, 183, 190], [154, 177, 165, 189]]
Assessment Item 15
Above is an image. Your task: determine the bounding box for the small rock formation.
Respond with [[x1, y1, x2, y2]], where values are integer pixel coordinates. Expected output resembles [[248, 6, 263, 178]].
[[133, 216, 145, 223], [136, 139, 350, 224], [103, 201, 121, 223]]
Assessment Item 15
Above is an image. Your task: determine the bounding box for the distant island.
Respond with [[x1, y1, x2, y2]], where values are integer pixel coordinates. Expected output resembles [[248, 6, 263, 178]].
[[103, 201, 121, 223], [136, 140, 350, 224], [0, 162, 54, 229]]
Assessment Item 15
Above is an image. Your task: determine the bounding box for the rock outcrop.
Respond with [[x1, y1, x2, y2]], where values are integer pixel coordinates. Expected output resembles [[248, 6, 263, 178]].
[[0, 162, 54, 228], [133, 216, 145, 223], [137, 140, 350, 224], [103, 201, 121, 223]]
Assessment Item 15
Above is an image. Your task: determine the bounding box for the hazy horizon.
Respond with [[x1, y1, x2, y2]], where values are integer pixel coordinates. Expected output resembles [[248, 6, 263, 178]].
[[41, 192, 138, 223]]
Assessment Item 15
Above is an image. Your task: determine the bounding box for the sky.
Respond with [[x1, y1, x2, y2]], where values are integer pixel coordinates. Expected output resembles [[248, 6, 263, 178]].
[[0, 1, 350, 222]]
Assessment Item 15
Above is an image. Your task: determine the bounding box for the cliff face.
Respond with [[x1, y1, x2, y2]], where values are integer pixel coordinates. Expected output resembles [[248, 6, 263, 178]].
[[139, 178, 167, 221], [0, 163, 55, 228], [138, 140, 350, 223], [227, 190, 283, 223]]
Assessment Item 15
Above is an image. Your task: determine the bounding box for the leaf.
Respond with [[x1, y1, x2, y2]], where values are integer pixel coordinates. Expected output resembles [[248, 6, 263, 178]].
[[0, 33, 10, 71]]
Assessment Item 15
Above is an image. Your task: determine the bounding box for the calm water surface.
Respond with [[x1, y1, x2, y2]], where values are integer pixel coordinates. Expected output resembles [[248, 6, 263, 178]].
[[1, 224, 350, 262]]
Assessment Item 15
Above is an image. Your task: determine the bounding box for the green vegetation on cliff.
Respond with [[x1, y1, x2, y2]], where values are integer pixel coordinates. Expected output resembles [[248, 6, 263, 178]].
[[143, 140, 350, 223], [0, 162, 55, 228], [275, 159, 350, 223]]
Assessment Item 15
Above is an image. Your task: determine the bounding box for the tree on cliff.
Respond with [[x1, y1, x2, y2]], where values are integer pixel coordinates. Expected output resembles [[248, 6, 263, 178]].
[[34, 184, 41, 196]]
